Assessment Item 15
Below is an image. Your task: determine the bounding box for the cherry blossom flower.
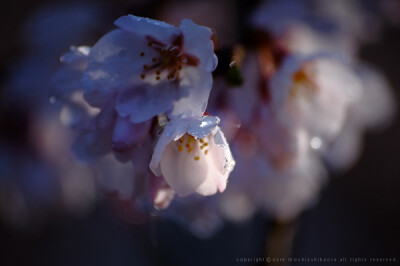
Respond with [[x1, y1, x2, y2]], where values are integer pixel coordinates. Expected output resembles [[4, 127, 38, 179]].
[[81, 15, 217, 121], [269, 54, 362, 143], [51, 14, 237, 207], [150, 116, 235, 197], [321, 64, 396, 170]]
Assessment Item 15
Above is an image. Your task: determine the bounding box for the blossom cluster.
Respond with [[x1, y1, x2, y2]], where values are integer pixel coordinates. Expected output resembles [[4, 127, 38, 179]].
[[147, 0, 395, 233], [52, 15, 235, 209], [2, 0, 394, 235], [212, 0, 395, 222]]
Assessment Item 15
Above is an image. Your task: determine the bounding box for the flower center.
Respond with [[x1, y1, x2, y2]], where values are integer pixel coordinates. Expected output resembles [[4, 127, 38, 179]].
[[176, 134, 209, 161], [291, 68, 317, 97], [139, 34, 199, 82]]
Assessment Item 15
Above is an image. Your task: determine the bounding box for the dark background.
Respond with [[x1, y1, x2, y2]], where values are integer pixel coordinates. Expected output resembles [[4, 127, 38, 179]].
[[0, 0, 399, 265]]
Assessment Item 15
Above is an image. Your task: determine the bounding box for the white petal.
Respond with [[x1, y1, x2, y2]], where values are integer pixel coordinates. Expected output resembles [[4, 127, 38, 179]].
[[60, 46, 90, 64], [179, 19, 217, 72], [114, 15, 180, 45], [213, 127, 236, 176], [270, 55, 362, 141], [159, 141, 208, 196], [82, 29, 154, 98], [149, 118, 194, 176], [149, 132, 173, 176], [51, 46, 89, 99], [195, 129, 234, 195], [171, 68, 213, 118], [188, 116, 220, 139], [149, 117, 234, 197], [115, 83, 178, 123]]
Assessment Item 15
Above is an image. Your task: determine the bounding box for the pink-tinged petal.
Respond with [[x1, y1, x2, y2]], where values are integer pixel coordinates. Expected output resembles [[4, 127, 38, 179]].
[[159, 139, 208, 196], [195, 128, 234, 196], [149, 118, 196, 176], [150, 117, 235, 197], [149, 173, 175, 210], [179, 19, 217, 72], [114, 15, 180, 45], [213, 127, 236, 188], [150, 116, 218, 176], [112, 116, 151, 153], [270, 54, 362, 142]]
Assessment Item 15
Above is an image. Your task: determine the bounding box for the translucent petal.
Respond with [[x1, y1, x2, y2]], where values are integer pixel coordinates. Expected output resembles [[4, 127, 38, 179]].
[[149, 116, 219, 178], [150, 118, 235, 197], [115, 15, 180, 45], [159, 140, 208, 196], [187, 116, 220, 139], [115, 83, 179, 123], [179, 19, 217, 72], [171, 68, 213, 118], [81, 29, 154, 98]]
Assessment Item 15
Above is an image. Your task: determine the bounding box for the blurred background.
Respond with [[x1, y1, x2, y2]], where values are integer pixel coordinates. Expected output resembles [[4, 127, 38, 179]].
[[0, 0, 399, 265]]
